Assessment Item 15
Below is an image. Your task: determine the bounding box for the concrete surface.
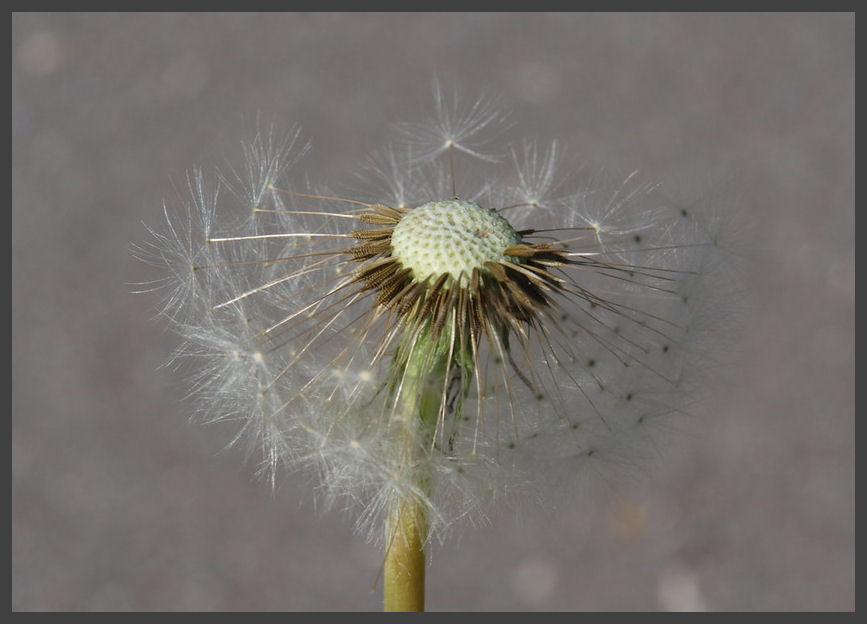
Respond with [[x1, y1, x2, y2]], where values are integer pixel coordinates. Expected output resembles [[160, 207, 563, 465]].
[[12, 13, 854, 611]]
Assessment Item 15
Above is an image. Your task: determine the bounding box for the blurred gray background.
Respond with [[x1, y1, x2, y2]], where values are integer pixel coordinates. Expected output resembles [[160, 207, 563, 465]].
[[12, 13, 854, 611]]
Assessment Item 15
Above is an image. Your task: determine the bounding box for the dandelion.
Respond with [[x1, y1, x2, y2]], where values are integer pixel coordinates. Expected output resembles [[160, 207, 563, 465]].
[[138, 89, 724, 611]]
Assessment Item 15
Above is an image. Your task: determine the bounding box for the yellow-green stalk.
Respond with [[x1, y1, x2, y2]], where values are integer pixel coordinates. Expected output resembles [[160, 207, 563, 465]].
[[384, 495, 428, 611], [383, 322, 457, 611]]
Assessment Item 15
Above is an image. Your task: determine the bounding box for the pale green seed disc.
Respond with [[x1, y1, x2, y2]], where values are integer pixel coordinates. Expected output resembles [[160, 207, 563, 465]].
[[390, 200, 522, 284]]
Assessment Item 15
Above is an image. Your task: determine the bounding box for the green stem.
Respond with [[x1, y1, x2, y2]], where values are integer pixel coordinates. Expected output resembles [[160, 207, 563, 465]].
[[382, 323, 450, 612], [383, 496, 427, 612]]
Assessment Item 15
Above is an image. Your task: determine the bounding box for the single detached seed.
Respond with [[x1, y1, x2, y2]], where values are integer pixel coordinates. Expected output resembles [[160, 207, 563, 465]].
[[390, 200, 522, 284]]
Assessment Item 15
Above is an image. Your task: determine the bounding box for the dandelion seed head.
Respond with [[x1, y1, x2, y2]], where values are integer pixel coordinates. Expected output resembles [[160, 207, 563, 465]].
[[141, 88, 730, 544]]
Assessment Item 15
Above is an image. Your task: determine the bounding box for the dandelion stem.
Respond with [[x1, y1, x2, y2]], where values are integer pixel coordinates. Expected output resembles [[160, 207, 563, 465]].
[[383, 496, 427, 612], [382, 322, 452, 612]]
